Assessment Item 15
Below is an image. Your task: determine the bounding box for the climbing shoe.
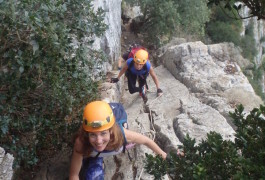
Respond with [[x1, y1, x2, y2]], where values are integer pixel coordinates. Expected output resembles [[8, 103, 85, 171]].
[[140, 85, 148, 103], [142, 93, 148, 103]]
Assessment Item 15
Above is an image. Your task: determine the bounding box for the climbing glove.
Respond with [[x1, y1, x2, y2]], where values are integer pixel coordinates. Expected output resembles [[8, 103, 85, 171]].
[[157, 88, 163, 97], [111, 78, 119, 83], [166, 150, 184, 161]]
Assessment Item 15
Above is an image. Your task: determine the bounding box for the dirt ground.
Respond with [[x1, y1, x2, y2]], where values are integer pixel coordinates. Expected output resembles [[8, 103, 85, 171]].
[[120, 22, 159, 67]]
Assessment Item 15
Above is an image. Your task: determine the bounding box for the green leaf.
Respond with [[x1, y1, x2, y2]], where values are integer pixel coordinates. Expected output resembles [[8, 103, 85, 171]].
[[73, 72, 78, 78], [1, 0, 106, 175], [30, 40, 39, 55], [19, 66, 24, 73], [52, 33, 58, 41], [0, 116, 10, 135], [62, 3, 67, 11]]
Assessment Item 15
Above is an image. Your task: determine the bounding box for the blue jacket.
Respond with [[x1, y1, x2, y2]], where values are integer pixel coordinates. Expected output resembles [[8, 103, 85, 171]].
[[126, 58, 151, 76]]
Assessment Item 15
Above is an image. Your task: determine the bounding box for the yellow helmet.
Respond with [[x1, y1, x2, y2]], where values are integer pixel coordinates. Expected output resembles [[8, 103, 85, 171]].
[[83, 101, 115, 132], [134, 49, 148, 65]]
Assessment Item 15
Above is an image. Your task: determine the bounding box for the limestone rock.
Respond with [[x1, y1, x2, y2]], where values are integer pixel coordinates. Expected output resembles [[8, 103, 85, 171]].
[[160, 40, 263, 117], [0, 147, 14, 180]]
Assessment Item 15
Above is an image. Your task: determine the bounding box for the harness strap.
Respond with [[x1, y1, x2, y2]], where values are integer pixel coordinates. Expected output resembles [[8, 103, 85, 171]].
[[95, 152, 101, 158], [129, 60, 148, 73], [118, 121, 127, 153], [127, 150, 133, 161]]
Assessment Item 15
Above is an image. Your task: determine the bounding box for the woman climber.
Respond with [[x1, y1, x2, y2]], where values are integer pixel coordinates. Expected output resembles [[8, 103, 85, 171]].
[[69, 100, 167, 180], [111, 49, 163, 103]]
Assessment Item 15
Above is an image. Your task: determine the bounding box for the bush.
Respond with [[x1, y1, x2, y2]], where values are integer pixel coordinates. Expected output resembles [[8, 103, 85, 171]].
[[206, 6, 257, 61], [127, 0, 210, 46], [0, 0, 107, 177], [137, 0, 181, 45], [176, 0, 210, 37], [207, 21, 241, 46], [206, 6, 242, 46], [144, 104, 265, 179], [239, 20, 258, 61], [247, 68, 265, 101]]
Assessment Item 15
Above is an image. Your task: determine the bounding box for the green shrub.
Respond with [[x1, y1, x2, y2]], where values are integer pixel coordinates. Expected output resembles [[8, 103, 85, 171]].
[[207, 21, 241, 45], [177, 0, 210, 36], [144, 104, 265, 179], [206, 6, 242, 46], [247, 72, 265, 101], [206, 6, 257, 61], [0, 0, 107, 177], [127, 0, 210, 45], [260, 36, 265, 43], [207, 0, 265, 20], [240, 20, 258, 60], [137, 0, 181, 45]]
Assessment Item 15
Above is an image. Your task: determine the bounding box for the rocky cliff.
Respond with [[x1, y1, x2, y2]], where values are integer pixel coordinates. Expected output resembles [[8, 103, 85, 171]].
[[2, 1, 264, 179], [30, 2, 264, 180], [0, 148, 14, 180], [99, 39, 262, 179], [240, 6, 265, 66], [32, 38, 263, 180], [92, 0, 122, 72], [1, 0, 123, 179]]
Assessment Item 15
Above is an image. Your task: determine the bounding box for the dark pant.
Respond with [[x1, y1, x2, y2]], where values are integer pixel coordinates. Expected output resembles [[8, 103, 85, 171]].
[[126, 70, 147, 94], [80, 157, 104, 180]]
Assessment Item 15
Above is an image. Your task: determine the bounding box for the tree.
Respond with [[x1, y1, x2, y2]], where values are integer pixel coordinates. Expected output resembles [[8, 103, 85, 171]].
[[130, 0, 181, 45], [206, 6, 242, 46], [208, 0, 265, 20], [240, 20, 258, 60], [175, 0, 211, 37], [206, 6, 258, 61], [128, 0, 211, 45], [0, 0, 106, 178], [144, 104, 265, 179]]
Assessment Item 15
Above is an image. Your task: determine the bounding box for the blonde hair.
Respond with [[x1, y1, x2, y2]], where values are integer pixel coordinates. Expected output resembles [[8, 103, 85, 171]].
[[74, 123, 125, 156]]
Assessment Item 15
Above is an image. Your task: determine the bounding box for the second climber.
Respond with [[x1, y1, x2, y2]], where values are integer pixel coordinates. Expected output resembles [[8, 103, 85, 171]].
[[111, 49, 163, 103]]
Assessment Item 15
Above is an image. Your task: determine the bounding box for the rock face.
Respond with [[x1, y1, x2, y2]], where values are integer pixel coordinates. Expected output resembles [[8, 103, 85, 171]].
[[0, 147, 14, 180], [240, 6, 265, 65], [33, 1, 122, 179], [99, 40, 262, 179], [32, 41, 263, 180], [92, 0, 122, 72], [5, 2, 264, 179], [160, 40, 263, 119]]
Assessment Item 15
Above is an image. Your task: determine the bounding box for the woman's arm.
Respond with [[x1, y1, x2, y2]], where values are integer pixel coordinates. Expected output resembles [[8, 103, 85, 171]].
[[69, 138, 84, 180], [124, 128, 167, 159], [111, 63, 128, 83], [117, 63, 128, 79], [149, 67, 160, 89]]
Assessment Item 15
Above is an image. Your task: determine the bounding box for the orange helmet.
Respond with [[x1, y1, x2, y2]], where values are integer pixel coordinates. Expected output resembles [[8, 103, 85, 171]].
[[134, 49, 148, 65], [83, 101, 115, 132]]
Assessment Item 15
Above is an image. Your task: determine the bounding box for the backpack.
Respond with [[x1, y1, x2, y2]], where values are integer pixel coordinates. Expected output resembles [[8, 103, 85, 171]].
[[126, 45, 150, 73], [127, 45, 149, 59], [109, 103, 127, 132], [109, 103, 128, 151], [109, 103, 134, 161]]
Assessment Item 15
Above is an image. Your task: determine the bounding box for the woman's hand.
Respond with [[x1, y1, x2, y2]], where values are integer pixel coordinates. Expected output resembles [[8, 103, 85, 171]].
[[177, 149, 184, 156], [162, 152, 167, 160], [111, 77, 119, 83]]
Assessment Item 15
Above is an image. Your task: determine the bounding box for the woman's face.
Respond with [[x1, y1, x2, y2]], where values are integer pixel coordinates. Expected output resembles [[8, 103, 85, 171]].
[[88, 130, 111, 152], [134, 62, 144, 70]]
